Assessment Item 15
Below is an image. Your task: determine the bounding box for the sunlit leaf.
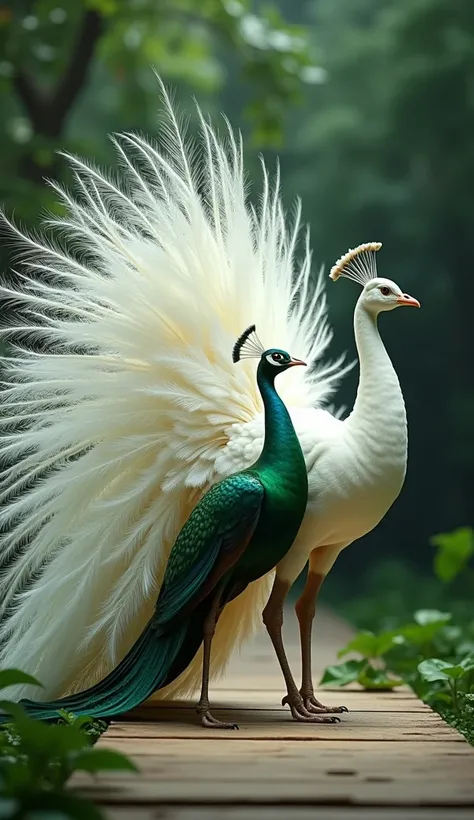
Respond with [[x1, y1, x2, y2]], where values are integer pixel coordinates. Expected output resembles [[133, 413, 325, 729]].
[[414, 610, 452, 627], [418, 658, 455, 682]]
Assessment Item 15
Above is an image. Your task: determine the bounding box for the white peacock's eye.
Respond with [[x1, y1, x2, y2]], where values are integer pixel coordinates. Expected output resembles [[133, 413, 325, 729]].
[[266, 353, 284, 366], [379, 286, 391, 296]]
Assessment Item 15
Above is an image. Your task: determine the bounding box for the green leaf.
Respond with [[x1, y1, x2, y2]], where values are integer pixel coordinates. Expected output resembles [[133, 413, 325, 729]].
[[337, 631, 378, 659], [431, 527, 474, 583], [418, 658, 455, 682], [0, 670, 42, 692], [357, 665, 404, 691], [0, 701, 28, 722], [337, 629, 399, 660], [8, 790, 106, 819], [8, 719, 89, 763], [460, 654, 474, 672], [443, 665, 467, 680], [414, 609, 452, 626], [400, 611, 452, 644], [70, 748, 138, 775], [319, 659, 367, 687]]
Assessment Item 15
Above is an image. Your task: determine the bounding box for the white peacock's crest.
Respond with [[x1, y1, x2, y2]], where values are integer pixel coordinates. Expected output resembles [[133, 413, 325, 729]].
[[329, 242, 382, 287]]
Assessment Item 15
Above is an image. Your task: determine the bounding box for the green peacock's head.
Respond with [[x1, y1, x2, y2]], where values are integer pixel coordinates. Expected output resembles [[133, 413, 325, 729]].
[[232, 325, 306, 374]]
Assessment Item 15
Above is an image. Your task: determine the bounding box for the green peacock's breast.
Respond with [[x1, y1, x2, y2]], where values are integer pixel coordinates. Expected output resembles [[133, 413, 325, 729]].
[[236, 467, 307, 583]]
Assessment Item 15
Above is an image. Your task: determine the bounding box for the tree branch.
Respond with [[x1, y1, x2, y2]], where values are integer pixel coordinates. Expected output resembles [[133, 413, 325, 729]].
[[12, 9, 103, 139], [49, 9, 103, 136], [12, 69, 48, 134]]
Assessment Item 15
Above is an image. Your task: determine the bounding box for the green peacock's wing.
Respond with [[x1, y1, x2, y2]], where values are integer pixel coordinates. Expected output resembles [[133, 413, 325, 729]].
[[153, 473, 264, 629]]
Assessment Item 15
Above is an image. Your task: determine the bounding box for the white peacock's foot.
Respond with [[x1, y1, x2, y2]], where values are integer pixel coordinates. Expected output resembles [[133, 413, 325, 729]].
[[281, 693, 341, 724], [299, 692, 348, 714], [196, 701, 239, 730]]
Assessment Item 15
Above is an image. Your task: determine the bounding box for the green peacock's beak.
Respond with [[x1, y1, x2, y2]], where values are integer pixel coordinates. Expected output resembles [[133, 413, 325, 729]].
[[288, 358, 307, 367]]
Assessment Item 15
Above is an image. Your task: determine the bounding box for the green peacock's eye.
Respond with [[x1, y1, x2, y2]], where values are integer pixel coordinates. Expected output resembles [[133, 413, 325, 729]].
[[272, 352, 283, 362]]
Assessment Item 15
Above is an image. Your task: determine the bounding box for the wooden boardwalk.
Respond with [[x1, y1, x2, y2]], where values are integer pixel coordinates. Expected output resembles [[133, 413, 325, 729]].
[[73, 608, 474, 819]]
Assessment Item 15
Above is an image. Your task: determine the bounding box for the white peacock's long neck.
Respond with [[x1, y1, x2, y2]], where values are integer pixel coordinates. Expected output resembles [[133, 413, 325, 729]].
[[344, 298, 408, 472]]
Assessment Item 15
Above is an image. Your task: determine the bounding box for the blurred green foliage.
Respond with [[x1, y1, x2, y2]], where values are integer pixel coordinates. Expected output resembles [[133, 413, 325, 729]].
[[320, 528, 474, 745], [0, 0, 316, 220], [0, 670, 132, 819]]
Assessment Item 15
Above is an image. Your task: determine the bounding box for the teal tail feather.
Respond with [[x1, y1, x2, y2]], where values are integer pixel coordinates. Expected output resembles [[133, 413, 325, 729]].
[[0, 619, 188, 723]]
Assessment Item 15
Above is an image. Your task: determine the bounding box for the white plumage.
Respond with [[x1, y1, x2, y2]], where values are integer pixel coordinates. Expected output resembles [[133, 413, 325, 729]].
[[0, 79, 418, 708]]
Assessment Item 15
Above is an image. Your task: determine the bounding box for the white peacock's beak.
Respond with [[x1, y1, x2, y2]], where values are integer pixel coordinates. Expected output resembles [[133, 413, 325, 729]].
[[288, 358, 307, 367], [397, 293, 421, 308]]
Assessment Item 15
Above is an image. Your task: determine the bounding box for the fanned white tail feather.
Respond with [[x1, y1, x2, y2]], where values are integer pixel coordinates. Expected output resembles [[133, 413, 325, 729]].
[[0, 77, 348, 701]]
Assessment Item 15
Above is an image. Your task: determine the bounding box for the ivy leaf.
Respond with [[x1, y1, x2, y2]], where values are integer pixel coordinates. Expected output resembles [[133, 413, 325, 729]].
[[430, 527, 474, 583], [0, 670, 42, 692], [319, 659, 367, 687], [70, 747, 138, 775], [357, 664, 404, 690]]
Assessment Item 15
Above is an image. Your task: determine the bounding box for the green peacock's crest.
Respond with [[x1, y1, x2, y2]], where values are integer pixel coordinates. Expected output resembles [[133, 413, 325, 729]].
[[232, 325, 264, 363]]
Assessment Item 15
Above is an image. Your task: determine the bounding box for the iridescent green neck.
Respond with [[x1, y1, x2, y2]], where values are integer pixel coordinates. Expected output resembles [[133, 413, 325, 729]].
[[254, 364, 304, 472]]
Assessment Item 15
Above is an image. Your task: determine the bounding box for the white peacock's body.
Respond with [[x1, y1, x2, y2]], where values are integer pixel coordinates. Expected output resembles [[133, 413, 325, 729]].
[[0, 79, 413, 703]]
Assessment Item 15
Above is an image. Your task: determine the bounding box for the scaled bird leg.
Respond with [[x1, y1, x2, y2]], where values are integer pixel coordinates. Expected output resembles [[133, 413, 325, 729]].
[[290, 546, 348, 715], [196, 587, 239, 730], [263, 576, 340, 724]]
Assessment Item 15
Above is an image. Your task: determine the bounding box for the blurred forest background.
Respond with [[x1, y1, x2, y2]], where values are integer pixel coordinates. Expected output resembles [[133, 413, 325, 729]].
[[0, 0, 472, 615]]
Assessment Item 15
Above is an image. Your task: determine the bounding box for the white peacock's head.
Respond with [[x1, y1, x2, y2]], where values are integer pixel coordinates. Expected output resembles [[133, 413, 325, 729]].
[[361, 277, 421, 314], [329, 242, 421, 316]]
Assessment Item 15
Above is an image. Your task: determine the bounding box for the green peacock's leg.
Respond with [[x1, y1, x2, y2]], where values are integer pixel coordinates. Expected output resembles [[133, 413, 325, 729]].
[[196, 587, 239, 730], [263, 576, 340, 724], [294, 568, 347, 715]]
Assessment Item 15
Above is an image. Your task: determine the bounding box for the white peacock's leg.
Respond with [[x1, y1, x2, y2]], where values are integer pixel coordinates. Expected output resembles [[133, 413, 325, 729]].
[[293, 544, 348, 714], [263, 576, 340, 724]]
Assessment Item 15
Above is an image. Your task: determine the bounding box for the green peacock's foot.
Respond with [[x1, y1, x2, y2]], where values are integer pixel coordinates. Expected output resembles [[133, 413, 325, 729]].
[[281, 693, 341, 724], [196, 701, 239, 730]]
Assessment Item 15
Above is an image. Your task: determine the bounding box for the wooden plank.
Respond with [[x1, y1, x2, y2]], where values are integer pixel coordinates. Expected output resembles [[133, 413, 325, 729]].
[[104, 708, 459, 742], [72, 607, 474, 812], [127, 691, 430, 715], [75, 738, 474, 805], [105, 811, 474, 820]]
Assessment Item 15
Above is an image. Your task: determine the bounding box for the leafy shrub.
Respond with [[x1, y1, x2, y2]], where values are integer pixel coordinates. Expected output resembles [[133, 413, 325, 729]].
[[0, 669, 137, 819], [321, 527, 474, 746]]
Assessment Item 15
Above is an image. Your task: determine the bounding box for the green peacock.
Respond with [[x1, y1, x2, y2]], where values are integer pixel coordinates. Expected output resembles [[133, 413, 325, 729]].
[[0, 327, 328, 728]]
